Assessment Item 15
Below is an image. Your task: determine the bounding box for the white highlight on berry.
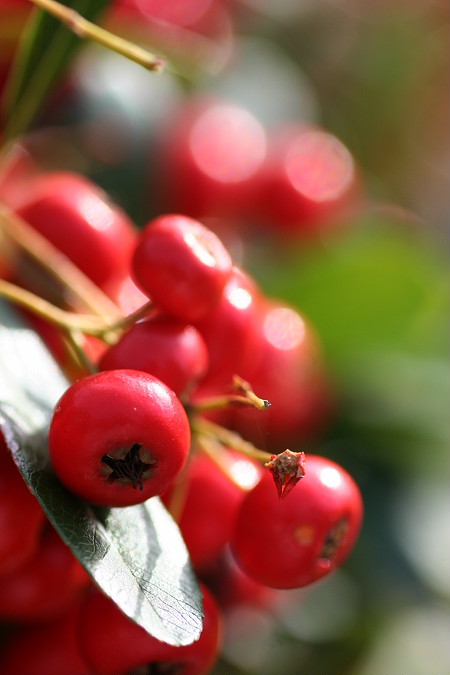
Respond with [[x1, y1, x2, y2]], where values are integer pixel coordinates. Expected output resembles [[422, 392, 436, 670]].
[[319, 466, 342, 490]]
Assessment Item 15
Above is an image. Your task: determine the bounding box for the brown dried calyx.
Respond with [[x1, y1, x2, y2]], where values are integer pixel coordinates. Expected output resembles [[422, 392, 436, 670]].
[[265, 449, 306, 499], [101, 443, 156, 490]]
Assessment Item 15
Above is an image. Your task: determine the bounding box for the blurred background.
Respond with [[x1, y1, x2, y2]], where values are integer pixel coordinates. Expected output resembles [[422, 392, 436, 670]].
[[1, 0, 449, 673]]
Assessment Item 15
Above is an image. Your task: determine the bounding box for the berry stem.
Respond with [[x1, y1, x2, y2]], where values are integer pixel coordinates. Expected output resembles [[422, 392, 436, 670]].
[[103, 301, 154, 334], [63, 329, 98, 375], [0, 206, 121, 319], [191, 417, 273, 464], [0, 278, 115, 334], [193, 393, 270, 413], [0, 277, 154, 350], [192, 376, 271, 413], [196, 434, 248, 489], [28, 0, 166, 73]]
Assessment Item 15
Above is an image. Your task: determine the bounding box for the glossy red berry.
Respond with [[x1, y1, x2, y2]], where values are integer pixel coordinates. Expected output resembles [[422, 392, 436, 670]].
[[79, 583, 222, 675], [0, 433, 45, 575], [14, 171, 137, 295], [230, 455, 363, 589], [49, 369, 190, 507], [132, 214, 233, 321], [99, 314, 208, 397]]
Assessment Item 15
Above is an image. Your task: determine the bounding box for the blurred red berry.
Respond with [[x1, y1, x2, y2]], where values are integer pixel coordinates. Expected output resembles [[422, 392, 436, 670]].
[[79, 582, 222, 675], [14, 171, 137, 295], [0, 433, 45, 576]]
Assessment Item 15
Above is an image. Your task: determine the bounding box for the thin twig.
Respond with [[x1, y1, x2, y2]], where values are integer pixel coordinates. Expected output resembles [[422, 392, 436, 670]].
[[63, 329, 98, 375], [196, 434, 247, 490], [28, 0, 166, 72], [0, 279, 114, 334], [0, 206, 121, 319], [191, 417, 272, 464]]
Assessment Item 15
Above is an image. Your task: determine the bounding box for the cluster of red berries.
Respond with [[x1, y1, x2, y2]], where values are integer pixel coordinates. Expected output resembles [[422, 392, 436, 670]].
[[0, 169, 363, 674], [153, 97, 363, 239]]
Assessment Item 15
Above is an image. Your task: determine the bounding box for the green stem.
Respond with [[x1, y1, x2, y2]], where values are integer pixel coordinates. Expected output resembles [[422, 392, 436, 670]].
[[191, 417, 272, 464], [28, 0, 166, 72], [193, 394, 269, 413], [196, 434, 247, 490], [63, 329, 98, 375], [0, 205, 121, 319], [104, 301, 154, 334], [0, 279, 113, 334]]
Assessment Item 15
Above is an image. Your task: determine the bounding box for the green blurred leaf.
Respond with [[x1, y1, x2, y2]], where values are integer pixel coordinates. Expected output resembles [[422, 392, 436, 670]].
[[254, 219, 449, 475], [337, 351, 450, 475], [0, 299, 203, 647], [255, 220, 449, 366], [2, 0, 112, 141]]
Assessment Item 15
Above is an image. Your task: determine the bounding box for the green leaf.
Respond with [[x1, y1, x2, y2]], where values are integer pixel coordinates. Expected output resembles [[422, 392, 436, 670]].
[[0, 299, 203, 647], [254, 218, 449, 366], [2, 0, 112, 142]]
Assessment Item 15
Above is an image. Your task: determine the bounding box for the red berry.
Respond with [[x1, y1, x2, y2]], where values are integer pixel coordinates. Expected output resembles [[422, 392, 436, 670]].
[[0, 600, 91, 675], [79, 583, 222, 675], [230, 455, 363, 589], [231, 301, 333, 446], [0, 524, 90, 621], [161, 453, 247, 569], [132, 214, 233, 321], [49, 370, 190, 507], [0, 433, 45, 575], [14, 171, 137, 295], [158, 98, 267, 220], [194, 266, 263, 391], [256, 125, 362, 237], [99, 314, 209, 397]]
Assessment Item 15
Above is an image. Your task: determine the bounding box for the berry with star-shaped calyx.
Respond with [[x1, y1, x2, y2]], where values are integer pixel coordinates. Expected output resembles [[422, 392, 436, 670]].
[[49, 369, 190, 507], [230, 455, 363, 589]]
